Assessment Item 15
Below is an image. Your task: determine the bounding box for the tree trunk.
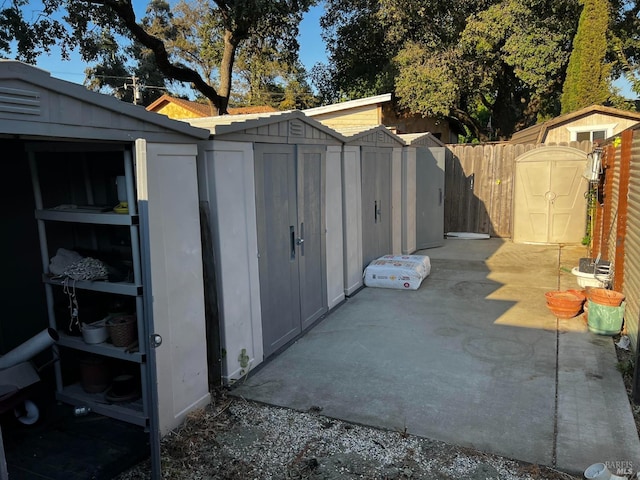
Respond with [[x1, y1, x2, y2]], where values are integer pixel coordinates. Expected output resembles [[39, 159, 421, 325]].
[[217, 30, 238, 115]]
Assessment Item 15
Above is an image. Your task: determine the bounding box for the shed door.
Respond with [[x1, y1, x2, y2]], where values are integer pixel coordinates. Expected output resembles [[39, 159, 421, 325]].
[[416, 146, 445, 249], [254, 143, 327, 357], [361, 146, 392, 267], [513, 147, 588, 244]]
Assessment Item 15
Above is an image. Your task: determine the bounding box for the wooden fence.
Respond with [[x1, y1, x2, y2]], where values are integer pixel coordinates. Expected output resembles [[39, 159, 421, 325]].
[[444, 141, 593, 237]]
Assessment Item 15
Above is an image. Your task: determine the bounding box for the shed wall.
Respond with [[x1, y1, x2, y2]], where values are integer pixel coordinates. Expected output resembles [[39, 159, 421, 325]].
[[326, 145, 346, 308], [197, 140, 263, 382], [342, 145, 363, 295]]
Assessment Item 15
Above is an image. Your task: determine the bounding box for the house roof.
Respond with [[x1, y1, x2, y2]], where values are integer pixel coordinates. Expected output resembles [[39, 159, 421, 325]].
[[0, 60, 210, 142], [146, 94, 278, 118], [510, 104, 640, 144], [302, 93, 392, 117], [183, 109, 347, 143]]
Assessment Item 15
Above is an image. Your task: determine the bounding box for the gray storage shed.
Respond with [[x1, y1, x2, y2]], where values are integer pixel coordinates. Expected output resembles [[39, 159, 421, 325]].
[[336, 125, 405, 295], [399, 133, 447, 252], [189, 111, 346, 383]]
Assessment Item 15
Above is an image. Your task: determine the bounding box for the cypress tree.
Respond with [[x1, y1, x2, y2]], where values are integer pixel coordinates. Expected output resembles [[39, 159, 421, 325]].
[[560, 0, 611, 114]]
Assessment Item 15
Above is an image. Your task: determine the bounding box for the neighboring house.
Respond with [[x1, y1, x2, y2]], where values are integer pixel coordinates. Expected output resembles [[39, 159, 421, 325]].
[[149, 92, 461, 143], [302, 94, 462, 143], [146, 94, 277, 119], [510, 104, 640, 144]]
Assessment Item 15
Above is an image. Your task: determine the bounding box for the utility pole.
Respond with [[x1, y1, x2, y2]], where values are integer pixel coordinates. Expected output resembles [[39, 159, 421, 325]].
[[125, 76, 143, 105]]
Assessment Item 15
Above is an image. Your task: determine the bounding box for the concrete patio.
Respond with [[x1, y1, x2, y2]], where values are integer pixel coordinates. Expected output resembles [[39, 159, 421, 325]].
[[230, 238, 640, 475]]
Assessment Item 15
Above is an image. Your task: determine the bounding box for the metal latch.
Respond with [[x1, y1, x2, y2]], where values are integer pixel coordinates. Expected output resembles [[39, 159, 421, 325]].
[[150, 334, 163, 348]]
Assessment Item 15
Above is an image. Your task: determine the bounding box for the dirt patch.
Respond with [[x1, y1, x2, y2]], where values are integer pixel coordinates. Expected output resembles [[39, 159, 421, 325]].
[[115, 388, 582, 480]]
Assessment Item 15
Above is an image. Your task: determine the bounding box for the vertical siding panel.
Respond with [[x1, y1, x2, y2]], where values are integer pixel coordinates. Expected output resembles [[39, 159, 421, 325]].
[[607, 145, 622, 268], [445, 146, 461, 232], [444, 148, 454, 233], [624, 127, 640, 350], [461, 145, 477, 232], [488, 145, 502, 236], [478, 145, 494, 235], [613, 129, 633, 292], [501, 145, 515, 238]]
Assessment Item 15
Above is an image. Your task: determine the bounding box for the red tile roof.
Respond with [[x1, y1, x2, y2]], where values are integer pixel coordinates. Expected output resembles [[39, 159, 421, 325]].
[[146, 94, 277, 118]]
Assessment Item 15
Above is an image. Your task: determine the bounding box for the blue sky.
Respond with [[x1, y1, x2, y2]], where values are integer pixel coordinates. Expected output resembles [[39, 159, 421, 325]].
[[33, 2, 328, 87], [28, 2, 636, 99]]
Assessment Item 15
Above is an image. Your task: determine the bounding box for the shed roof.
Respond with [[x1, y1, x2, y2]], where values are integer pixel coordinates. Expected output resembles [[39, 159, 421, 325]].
[[185, 110, 347, 144], [398, 132, 446, 147], [334, 124, 405, 147], [0, 60, 210, 143], [510, 104, 640, 144], [146, 94, 278, 118]]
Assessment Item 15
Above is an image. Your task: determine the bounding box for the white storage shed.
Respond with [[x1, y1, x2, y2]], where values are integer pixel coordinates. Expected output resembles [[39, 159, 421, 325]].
[[0, 61, 211, 477], [188, 111, 346, 383]]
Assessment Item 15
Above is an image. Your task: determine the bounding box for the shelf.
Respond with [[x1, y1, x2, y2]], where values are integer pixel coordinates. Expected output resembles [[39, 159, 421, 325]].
[[57, 332, 144, 362], [35, 208, 138, 226], [43, 274, 143, 296], [31, 147, 151, 432], [56, 383, 147, 427]]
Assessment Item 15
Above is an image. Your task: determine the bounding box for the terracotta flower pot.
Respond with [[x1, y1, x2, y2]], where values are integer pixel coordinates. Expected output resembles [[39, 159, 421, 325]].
[[545, 290, 585, 309], [546, 302, 582, 318], [585, 288, 625, 307], [545, 290, 585, 318]]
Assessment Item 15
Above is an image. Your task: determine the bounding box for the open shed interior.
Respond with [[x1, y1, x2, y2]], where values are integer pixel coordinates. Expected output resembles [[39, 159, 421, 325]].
[[1, 138, 149, 479]]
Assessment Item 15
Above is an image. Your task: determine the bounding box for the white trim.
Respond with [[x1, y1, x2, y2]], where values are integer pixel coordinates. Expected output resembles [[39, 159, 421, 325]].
[[566, 123, 617, 141], [303, 94, 392, 117]]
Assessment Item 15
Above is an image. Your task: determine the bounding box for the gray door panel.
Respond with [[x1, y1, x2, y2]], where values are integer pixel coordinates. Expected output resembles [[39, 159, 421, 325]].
[[361, 147, 392, 267], [377, 150, 392, 255], [255, 144, 301, 356], [255, 143, 328, 358], [416, 147, 445, 249], [297, 146, 327, 331]]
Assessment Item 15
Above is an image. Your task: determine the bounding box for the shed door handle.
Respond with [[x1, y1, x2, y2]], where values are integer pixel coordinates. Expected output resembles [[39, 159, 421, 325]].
[[290, 226, 295, 260]]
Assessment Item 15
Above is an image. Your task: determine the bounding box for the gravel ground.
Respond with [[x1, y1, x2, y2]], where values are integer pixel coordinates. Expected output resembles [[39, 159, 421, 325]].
[[113, 334, 640, 480], [115, 389, 583, 480]]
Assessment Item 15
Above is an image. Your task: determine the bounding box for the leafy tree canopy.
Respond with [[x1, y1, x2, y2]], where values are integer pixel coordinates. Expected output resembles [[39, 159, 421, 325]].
[[318, 0, 640, 141], [561, 0, 612, 113], [1, 0, 316, 113]]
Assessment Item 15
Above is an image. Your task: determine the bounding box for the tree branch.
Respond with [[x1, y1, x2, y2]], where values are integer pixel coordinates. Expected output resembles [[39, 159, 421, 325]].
[[86, 0, 226, 113], [452, 107, 485, 142]]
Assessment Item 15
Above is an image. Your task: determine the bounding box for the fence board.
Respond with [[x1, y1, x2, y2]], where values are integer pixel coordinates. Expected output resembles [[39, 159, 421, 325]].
[[445, 141, 592, 237]]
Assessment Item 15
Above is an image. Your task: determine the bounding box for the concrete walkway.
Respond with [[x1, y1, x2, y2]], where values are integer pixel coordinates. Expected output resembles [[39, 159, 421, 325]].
[[230, 238, 640, 475]]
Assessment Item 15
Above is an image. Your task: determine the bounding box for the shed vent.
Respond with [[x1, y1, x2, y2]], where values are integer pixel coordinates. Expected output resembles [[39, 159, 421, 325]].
[[289, 120, 304, 137], [0, 86, 40, 115], [377, 130, 385, 142]]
